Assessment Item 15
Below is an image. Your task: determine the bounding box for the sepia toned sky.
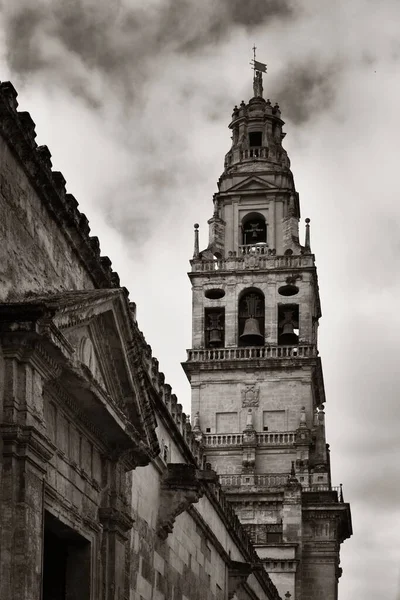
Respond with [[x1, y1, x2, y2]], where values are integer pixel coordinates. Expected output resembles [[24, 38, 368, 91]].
[[1, 1, 400, 597]]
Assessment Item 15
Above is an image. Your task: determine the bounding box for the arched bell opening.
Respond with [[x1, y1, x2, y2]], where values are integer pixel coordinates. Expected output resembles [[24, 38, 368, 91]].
[[241, 212, 267, 246], [238, 288, 265, 346], [205, 307, 225, 348], [278, 304, 299, 346]]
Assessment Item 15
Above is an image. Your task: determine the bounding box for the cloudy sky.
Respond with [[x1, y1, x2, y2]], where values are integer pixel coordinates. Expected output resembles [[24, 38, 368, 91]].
[[1, 0, 399, 597]]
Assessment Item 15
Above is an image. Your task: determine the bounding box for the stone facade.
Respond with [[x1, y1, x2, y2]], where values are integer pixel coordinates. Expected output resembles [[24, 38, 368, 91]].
[[0, 81, 281, 600], [184, 77, 352, 600]]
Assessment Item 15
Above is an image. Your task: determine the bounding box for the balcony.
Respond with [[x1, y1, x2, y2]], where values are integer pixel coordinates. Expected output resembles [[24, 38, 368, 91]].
[[219, 473, 290, 488], [204, 432, 296, 448], [190, 253, 314, 273], [239, 244, 269, 255], [241, 146, 269, 159], [186, 345, 317, 362], [219, 473, 344, 500]]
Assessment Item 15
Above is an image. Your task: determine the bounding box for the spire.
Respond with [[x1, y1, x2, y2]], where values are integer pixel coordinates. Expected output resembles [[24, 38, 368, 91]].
[[193, 223, 199, 259], [304, 218, 311, 253]]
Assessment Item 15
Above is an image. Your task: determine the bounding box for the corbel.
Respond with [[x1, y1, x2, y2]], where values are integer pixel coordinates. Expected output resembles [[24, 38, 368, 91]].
[[157, 463, 217, 540], [228, 560, 252, 599]]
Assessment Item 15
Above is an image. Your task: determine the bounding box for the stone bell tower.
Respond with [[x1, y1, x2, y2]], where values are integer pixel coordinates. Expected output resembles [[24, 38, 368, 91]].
[[183, 71, 352, 600]]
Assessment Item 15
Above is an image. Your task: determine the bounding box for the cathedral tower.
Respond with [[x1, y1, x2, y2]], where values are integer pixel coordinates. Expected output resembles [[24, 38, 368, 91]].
[[183, 72, 352, 599]]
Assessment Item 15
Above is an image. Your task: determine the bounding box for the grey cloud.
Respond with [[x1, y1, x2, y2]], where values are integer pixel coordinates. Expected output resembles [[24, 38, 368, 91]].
[[272, 60, 342, 124], [3, 0, 298, 109]]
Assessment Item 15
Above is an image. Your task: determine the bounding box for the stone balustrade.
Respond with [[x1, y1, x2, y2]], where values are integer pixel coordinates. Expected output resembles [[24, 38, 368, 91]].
[[191, 253, 314, 273], [219, 473, 291, 488], [239, 244, 269, 255], [257, 432, 296, 445], [204, 432, 296, 447], [187, 345, 317, 362], [204, 433, 243, 447], [219, 474, 343, 498], [241, 146, 269, 159]]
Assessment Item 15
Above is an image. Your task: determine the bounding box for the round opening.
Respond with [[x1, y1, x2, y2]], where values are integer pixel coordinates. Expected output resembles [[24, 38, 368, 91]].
[[204, 288, 225, 300], [278, 284, 299, 297]]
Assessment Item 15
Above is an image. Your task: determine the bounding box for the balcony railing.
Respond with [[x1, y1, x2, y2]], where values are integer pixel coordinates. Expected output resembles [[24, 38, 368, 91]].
[[239, 244, 269, 255], [257, 432, 296, 445], [187, 345, 317, 362], [241, 146, 269, 159], [219, 473, 290, 488], [191, 253, 314, 273], [219, 474, 344, 500], [204, 432, 296, 447]]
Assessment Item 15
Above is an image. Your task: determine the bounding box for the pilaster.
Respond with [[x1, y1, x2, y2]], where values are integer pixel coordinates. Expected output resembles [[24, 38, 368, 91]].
[[0, 330, 58, 600]]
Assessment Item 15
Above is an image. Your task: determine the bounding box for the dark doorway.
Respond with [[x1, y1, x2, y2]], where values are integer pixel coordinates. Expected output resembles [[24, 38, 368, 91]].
[[42, 512, 91, 600]]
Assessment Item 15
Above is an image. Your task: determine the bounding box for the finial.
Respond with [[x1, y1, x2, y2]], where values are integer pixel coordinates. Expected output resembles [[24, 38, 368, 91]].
[[285, 592, 292, 600], [290, 461, 296, 478], [339, 483, 344, 503], [304, 218, 311, 253], [193, 223, 200, 259]]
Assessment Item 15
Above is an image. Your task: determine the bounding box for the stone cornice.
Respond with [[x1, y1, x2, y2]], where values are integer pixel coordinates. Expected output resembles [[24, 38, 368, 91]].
[[1, 424, 56, 473], [303, 502, 352, 543]]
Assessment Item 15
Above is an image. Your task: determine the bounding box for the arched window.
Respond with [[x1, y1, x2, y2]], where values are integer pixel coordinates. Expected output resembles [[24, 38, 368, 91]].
[[242, 213, 267, 246], [238, 289, 265, 346]]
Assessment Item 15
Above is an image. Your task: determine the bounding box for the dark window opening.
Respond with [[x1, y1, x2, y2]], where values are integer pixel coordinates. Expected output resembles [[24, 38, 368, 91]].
[[242, 213, 267, 246], [43, 512, 91, 600], [267, 532, 283, 543], [263, 426, 268, 431], [239, 290, 265, 346], [205, 308, 225, 348], [206, 427, 211, 433], [249, 131, 262, 147], [204, 288, 225, 299], [278, 304, 299, 346]]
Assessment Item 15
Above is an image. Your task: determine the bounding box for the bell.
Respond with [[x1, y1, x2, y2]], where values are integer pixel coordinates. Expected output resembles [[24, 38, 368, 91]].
[[209, 328, 222, 345], [240, 318, 263, 345], [279, 322, 299, 345]]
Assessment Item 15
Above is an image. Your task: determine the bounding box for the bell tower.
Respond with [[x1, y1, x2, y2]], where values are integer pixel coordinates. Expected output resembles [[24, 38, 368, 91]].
[[183, 68, 352, 600]]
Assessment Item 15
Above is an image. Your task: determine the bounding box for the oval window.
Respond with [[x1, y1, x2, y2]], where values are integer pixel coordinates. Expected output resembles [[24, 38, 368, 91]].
[[205, 288, 225, 300], [278, 284, 299, 297]]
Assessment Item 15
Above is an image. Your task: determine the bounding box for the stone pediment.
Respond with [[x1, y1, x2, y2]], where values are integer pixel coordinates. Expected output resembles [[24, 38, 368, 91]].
[[225, 175, 278, 193], [19, 289, 159, 463]]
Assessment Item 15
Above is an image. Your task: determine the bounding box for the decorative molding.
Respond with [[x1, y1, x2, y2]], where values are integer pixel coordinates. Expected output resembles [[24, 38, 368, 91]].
[[0, 424, 56, 473], [241, 384, 260, 407]]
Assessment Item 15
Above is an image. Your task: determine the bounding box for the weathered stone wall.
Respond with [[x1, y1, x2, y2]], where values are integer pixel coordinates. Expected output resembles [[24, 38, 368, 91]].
[[0, 81, 120, 301], [0, 137, 95, 299]]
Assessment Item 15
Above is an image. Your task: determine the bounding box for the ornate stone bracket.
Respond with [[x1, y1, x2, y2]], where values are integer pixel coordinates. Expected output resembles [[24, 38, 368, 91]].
[[228, 560, 252, 599], [98, 506, 134, 541], [157, 463, 217, 540]]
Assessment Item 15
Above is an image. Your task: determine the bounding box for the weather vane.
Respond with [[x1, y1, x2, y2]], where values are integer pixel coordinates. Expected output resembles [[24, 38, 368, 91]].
[[250, 44, 267, 98]]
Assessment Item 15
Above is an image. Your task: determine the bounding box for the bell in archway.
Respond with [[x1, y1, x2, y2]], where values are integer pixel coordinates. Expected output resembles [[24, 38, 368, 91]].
[[240, 317, 264, 345], [209, 328, 222, 345], [279, 310, 299, 345]]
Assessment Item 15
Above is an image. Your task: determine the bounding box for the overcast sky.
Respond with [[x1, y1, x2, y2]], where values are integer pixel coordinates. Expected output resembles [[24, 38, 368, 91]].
[[1, 1, 399, 597]]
